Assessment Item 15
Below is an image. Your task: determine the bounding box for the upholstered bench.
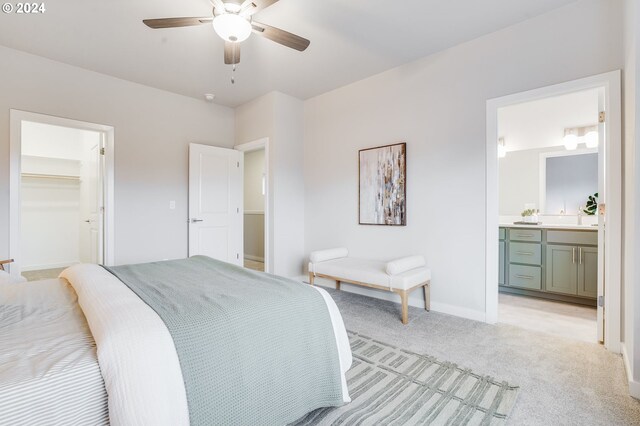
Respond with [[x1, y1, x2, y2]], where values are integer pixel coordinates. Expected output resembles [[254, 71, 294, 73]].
[[308, 248, 431, 324]]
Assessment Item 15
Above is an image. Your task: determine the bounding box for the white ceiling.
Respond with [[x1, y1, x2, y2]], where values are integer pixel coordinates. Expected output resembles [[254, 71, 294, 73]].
[[0, 0, 578, 107], [498, 88, 600, 152]]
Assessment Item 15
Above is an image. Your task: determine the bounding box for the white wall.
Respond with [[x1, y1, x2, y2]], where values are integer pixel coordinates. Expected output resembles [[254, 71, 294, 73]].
[[0, 46, 235, 266], [235, 92, 305, 278], [303, 0, 623, 319], [623, 0, 640, 398]]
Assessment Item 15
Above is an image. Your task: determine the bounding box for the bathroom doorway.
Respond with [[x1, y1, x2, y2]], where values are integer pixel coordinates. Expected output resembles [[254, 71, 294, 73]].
[[496, 89, 600, 343], [235, 138, 270, 273], [485, 71, 622, 352]]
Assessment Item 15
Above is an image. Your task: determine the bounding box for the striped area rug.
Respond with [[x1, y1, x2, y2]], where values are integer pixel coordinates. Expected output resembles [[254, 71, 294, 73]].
[[293, 331, 519, 425]]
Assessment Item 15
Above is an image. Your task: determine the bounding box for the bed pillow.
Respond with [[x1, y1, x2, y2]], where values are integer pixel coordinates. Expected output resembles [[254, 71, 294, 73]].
[[310, 248, 349, 263], [386, 255, 426, 275]]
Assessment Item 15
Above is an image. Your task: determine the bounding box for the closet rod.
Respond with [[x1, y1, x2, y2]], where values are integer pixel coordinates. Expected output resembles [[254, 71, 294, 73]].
[[21, 173, 80, 181]]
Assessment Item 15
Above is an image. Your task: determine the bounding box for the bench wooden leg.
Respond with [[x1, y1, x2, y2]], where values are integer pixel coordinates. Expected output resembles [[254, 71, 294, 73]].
[[309, 272, 315, 286], [424, 282, 430, 311], [399, 290, 408, 325], [336, 280, 341, 291]]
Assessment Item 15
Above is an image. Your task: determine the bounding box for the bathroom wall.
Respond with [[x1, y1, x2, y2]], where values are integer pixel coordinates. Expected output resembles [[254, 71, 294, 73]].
[[244, 149, 265, 262]]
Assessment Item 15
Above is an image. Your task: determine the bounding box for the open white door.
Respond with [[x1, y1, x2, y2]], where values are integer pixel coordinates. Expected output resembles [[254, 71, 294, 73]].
[[596, 90, 606, 344], [188, 143, 243, 266], [79, 134, 104, 264]]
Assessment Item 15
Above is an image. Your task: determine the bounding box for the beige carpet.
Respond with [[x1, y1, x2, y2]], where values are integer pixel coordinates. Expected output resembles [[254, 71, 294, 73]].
[[22, 267, 67, 281], [319, 285, 640, 425]]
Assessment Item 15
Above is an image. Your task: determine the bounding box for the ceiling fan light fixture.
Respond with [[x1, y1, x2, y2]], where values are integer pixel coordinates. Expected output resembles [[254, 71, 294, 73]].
[[223, 1, 243, 13], [212, 13, 251, 42]]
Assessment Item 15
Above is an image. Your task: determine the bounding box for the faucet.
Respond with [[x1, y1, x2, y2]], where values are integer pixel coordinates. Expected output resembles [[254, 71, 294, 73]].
[[577, 207, 583, 226]]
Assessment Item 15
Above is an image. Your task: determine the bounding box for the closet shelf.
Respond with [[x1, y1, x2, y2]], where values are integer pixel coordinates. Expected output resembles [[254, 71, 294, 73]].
[[21, 173, 81, 181]]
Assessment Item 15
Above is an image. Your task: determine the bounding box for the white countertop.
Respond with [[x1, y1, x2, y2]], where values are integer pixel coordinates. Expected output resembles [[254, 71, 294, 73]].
[[499, 223, 598, 231]]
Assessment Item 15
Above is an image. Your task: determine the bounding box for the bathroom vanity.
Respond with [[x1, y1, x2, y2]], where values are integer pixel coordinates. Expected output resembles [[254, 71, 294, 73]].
[[499, 224, 598, 306]]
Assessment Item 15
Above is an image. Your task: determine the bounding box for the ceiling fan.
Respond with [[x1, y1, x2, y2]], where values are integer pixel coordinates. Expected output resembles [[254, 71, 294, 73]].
[[143, 0, 310, 66]]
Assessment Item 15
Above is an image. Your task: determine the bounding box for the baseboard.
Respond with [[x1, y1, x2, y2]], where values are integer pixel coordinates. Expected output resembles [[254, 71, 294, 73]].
[[244, 255, 264, 263], [298, 276, 486, 323], [21, 261, 77, 272], [622, 344, 640, 399]]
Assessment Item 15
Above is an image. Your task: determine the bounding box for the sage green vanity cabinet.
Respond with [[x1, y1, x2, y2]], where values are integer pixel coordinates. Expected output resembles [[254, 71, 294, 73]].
[[509, 264, 542, 290], [509, 229, 542, 242], [499, 228, 506, 285], [499, 241, 505, 285], [546, 244, 578, 295], [509, 242, 542, 266], [500, 226, 598, 305], [545, 233, 598, 298], [577, 246, 598, 298]]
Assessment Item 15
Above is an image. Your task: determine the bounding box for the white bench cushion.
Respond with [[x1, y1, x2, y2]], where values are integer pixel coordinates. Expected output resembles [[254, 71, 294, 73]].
[[309, 257, 430, 291], [386, 255, 426, 275], [309, 248, 349, 263]]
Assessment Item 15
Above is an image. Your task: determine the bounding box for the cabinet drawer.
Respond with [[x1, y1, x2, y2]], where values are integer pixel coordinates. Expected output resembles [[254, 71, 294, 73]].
[[499, 228, 506, 240], [509, 265, 542, 290], [547, 230, 597, 246], [508, 229, 542, 242], [509, 242, 541, 265]]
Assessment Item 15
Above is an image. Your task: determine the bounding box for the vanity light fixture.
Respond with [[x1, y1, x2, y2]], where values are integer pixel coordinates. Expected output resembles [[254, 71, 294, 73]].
[[497, 137, 507, 158], [563, 131, 578, 150], [563, 125, 598, 150], [584, 130, 599, 148]]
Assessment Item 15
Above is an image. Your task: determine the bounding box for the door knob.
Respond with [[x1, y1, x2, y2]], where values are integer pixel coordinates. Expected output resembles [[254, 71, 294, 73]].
[[84, 220, 91, 223], [191, 218, 204, 223]]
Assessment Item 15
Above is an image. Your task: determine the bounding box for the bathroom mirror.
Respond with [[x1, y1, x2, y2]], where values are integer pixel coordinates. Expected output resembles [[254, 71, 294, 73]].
[[498, 148, 598, 216], [543, 152, 598, 215]]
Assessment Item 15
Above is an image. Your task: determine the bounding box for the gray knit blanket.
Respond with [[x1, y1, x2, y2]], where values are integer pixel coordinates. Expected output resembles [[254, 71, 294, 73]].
[[104, 256, 343, 425]]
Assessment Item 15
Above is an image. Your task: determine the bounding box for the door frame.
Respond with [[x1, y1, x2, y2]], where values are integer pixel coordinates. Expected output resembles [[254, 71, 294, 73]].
[[235, 138, 271, 273], [8, 109, 115, 277], [485, 71, 622, 353]]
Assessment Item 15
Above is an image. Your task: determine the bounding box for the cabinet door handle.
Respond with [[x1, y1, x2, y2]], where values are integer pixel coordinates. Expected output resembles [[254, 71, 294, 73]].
[[579, 247, 582, 265], [572, 247, 576, 264], [515, 274, 534, 280], [516, 251, 534, 256]]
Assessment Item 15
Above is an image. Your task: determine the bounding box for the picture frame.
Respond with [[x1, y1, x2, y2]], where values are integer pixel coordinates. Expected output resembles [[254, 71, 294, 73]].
[[358, 142, 406, 226]]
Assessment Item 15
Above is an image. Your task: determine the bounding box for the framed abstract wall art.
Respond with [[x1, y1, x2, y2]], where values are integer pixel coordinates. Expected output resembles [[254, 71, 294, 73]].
[[358, 142, 406, 226]]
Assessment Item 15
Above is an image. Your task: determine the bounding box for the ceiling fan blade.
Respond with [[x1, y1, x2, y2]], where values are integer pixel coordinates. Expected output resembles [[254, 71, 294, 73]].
[[252, 22, 310, 51], [224, 41, 241, 64], [143, 17, 211, 29], [210, 0, 225, 11], [241, 0, 279, 17]]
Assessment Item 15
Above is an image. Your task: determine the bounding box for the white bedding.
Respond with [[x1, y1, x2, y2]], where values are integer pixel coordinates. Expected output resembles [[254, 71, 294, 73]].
[[60, 263, 352, 426], [0, 278, 109, 425]]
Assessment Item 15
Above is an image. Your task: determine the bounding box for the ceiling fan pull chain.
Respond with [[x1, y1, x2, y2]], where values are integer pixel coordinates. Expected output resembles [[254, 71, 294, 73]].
[[231, 64, 236, 84]]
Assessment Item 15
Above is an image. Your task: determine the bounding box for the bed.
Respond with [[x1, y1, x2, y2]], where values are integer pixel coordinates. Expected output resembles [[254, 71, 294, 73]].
[[0, 256, 352, 426]]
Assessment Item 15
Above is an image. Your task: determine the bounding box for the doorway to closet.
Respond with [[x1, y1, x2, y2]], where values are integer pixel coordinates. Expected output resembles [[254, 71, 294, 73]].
[[8, 110, 115, 281]]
